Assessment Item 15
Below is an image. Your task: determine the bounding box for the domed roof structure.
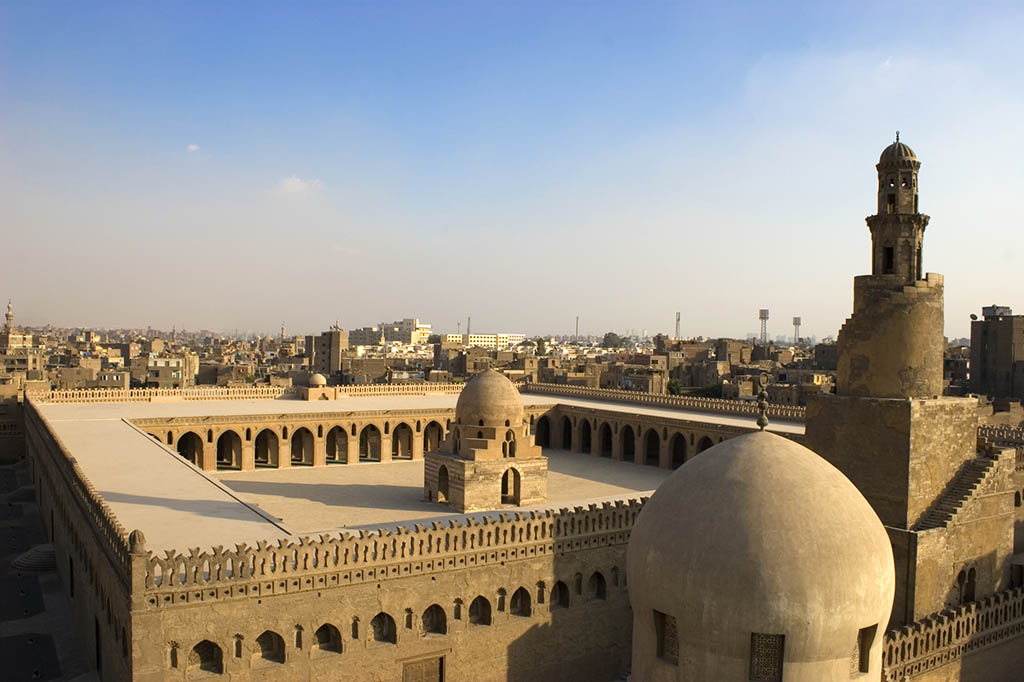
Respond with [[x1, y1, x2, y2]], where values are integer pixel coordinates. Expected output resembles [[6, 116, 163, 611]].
[[627, 431, 894, 681], [455, 369, 523, 427], [308, 373, 327, 387], [879, 138, 917, 164]]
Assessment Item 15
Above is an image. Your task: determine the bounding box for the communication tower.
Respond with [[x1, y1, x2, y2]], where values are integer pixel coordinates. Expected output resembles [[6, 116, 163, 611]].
[[758, 309, 770, 345]]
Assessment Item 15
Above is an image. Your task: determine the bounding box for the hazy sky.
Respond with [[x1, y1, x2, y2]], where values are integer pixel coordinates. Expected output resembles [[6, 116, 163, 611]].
[[2, 2, 1022, 339]]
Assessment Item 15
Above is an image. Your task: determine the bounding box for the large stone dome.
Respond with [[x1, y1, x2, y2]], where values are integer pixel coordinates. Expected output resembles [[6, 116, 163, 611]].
[[627, 431, 894, 681], [455, 370, 523, 427], [308, 373, 327, 387]]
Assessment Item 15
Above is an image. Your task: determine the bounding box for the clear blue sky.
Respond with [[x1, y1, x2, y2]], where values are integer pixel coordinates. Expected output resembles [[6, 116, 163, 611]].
[[2, 1, 1022, 339]]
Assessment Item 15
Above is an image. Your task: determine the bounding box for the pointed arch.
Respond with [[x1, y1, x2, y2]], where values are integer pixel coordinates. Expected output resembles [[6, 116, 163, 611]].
[[644, 428, 660, 466], [326, 426, 348, 464], [254, 429, 279, 467]]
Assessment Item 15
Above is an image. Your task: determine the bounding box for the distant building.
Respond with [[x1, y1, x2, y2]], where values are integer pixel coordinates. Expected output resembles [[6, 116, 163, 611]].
[[969, 305, 1024, 400], [306, 325, 349, 375]]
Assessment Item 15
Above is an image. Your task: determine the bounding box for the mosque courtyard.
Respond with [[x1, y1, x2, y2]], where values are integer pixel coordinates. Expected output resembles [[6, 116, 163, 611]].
[[215, 448, 670, 535]]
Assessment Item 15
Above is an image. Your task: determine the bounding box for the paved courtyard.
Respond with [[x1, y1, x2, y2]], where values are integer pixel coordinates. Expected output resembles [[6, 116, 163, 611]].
[[217, 448, 671, 534]]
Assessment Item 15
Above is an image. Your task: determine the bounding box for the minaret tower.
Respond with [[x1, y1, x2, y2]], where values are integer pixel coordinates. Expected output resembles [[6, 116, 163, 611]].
[[5, 300, 13, 331], [867, 132, 929, 283], [836, 135, 943, 399], [806, 138, 1016, 628]]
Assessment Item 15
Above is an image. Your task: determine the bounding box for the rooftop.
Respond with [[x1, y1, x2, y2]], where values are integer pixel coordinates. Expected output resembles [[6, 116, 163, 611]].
[[34, 393, 804, 554]]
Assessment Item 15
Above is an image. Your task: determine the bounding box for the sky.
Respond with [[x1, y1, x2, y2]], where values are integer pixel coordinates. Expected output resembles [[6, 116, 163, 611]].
[[2, 1, 1022, 340]]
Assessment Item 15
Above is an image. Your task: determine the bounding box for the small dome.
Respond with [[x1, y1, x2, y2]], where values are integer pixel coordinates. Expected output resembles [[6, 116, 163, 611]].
[[308, 373, 327, 387], [879, 140, 917, 164], [627, 431, 894, 680], [456, 369, 523, 427]]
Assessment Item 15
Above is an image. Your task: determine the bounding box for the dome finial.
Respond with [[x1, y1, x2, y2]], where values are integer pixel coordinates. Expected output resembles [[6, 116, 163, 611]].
[[756, 373, 770, 431], [895, 130, 900, 143]]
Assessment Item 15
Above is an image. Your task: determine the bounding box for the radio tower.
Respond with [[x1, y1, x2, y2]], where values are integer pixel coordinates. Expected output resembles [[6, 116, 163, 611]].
[[575, 316, 579, 343], [675, 312, 680, 340], [792, 317, 802, 343], [758, 309, 769, 345]]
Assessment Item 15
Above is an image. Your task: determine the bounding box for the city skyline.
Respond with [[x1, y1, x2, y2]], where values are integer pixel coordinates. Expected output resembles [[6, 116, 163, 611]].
[[3, 2, 1022, 339]]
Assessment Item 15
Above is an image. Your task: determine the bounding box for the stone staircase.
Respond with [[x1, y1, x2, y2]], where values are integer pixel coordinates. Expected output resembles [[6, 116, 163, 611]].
[[915, 457, 997, 530]]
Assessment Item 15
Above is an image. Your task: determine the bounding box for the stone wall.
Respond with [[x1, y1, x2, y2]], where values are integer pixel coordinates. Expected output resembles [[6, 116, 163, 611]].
[[131, 501, 642, 682], [23, 399, 134, 681], [883, 586, 1024, 682]]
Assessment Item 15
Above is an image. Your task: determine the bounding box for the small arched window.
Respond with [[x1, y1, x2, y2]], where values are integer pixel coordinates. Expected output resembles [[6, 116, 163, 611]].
[[589, 572, 607, 600], [188, 640, 223, 674], [551, 581, 570, 609], [469, 596, 491, 625], [314, 624, 342, 653], [422, 604, 447, 635], [253, 631, 284, 664], [510, 587, 531, 617], [371, 612, 397, 644]]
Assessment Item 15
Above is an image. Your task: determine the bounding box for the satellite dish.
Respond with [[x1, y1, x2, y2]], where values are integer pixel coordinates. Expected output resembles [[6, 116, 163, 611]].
[[970, 314, 978, 321]]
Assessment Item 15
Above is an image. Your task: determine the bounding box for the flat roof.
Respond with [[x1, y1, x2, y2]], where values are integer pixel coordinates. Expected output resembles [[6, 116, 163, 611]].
[[34, 393, 804, 554]]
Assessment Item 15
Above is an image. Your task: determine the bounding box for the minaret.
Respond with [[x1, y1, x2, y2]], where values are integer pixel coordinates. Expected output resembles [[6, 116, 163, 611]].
[[836, 134, 943, 399], [806, 138, 1015, 628], [281, 322, 286, 342], [5, 300, 12, 331], [867, 132, 929, 283]]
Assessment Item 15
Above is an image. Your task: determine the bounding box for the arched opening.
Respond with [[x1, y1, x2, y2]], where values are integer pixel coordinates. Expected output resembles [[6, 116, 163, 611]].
[[326, 426, 348, 464], [176, 432, 202, 465], [371, 612, 397, 644], [422, 604, 447, 635], [621, 425, 635, 462], [290, 427, 314, 466], [313, 624, 341, 653], [359, 425, 381, 461], [188, 640, 223, 674], [599, 423, 613, 457], [504, 429, 516, 458], [671, 433, 687, 468], [469, 596, 491, 625], [392, 423, 413, 460], [166, 431, 173, 445], [551, 581, 570, 609], [510, 587, 531, 616], [216, 431, 241, 470], [644, 429, 660, 467], [424, 421, 444, 452], [254, 429, 279, 467], [580, 420, 592, 454], [501, 468, 521, 505], [964, 568, 976, 603], [437, 465, 449, 503], [254, 631, 284, 664], [536, 416, 551, 447], [589, 572, 607, 600], [696, 435, 714, 454], [561, 416, 572, 450]]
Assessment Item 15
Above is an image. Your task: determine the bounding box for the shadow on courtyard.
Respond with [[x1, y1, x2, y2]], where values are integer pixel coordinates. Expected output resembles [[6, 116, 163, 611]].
[[219, 481, 431, 513]]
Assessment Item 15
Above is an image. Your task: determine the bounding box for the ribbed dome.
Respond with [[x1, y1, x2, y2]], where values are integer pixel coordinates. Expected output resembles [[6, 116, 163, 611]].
[[627, 431, 894, 680], [455, 369, 523, 427], [879, 140, 917, 164], [308, 373, 327, 387]]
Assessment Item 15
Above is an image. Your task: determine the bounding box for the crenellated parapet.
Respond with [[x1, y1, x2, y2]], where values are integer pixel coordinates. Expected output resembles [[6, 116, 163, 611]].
[[519, 383, 808, 421], [27, 383, 468, 404], [882, 586, 1024, 681], [136, 499, 645, 609]]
